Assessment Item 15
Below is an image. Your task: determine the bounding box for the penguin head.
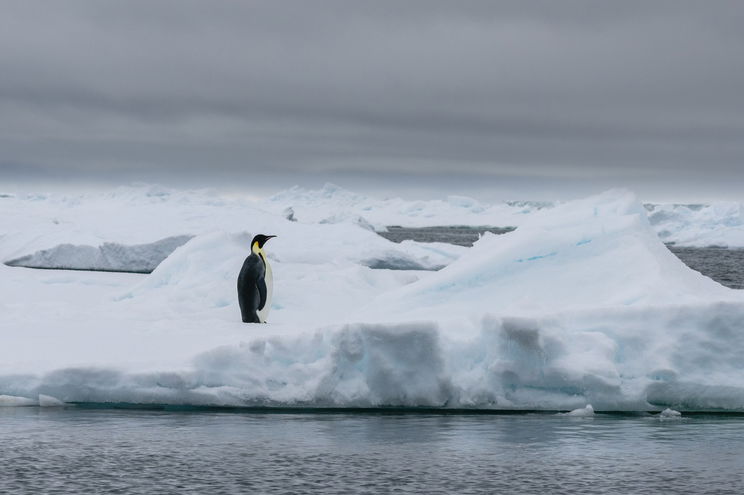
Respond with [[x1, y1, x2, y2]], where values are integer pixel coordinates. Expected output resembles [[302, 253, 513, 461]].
[[251, 234, 276, 253]]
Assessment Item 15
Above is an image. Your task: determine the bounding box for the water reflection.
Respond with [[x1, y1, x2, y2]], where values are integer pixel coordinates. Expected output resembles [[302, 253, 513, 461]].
[[2, 408, 744, 494]]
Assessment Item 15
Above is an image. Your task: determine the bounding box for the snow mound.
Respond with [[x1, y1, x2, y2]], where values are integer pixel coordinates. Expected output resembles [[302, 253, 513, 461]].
[[116, 231, 437, 326], [5, 235, 193, 273], [117, 232, 248, 308], [361, 190, 733, 321]]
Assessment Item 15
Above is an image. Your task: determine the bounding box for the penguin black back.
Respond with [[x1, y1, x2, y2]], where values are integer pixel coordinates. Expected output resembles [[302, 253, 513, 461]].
[[237, 234, 275, 323]]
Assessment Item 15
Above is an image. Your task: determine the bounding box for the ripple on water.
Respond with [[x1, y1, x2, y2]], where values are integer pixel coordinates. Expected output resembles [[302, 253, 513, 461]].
[[1, 409, 744, 494]]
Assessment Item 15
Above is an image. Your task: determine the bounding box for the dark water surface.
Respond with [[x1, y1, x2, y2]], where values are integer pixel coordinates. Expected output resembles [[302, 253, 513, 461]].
[[668, 246, 744, 290], [379, 225, 516, 245], [2, 408, 744, 495], [378, 226, 744, 289]]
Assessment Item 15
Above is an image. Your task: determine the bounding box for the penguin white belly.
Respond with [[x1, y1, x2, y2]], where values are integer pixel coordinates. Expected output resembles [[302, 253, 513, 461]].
[[258, 259, 273, 323]]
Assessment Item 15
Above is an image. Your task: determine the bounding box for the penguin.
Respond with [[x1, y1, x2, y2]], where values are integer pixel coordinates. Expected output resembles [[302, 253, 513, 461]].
[[237, 234, 276, 323]]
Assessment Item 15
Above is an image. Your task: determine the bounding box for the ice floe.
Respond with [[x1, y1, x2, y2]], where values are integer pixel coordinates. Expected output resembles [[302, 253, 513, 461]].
[[559, 405, 595, 417], [658, 408, 682, 420], [1, 185, 744, 410]]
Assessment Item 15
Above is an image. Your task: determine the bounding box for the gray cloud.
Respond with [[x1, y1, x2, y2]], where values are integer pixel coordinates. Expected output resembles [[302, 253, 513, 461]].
[[1, 0, 744, 199]]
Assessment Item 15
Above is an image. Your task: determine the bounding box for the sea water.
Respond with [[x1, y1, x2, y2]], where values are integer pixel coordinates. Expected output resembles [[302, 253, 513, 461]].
[[1, 408, 743, 494]]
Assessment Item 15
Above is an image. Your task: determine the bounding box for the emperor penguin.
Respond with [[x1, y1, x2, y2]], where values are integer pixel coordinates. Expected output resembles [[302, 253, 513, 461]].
[[237, 234, 276, 323]]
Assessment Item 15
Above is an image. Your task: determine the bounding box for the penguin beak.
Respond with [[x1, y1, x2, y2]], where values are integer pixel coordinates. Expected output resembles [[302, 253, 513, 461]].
[[266, 235, 277, 240]]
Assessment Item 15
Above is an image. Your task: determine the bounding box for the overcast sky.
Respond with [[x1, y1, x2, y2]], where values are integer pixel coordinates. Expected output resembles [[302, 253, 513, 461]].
[[1, 0, 744, 200]]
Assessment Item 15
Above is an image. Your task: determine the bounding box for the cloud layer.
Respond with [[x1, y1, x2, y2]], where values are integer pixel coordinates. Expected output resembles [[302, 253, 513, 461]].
[[1, 1, 743, 198]]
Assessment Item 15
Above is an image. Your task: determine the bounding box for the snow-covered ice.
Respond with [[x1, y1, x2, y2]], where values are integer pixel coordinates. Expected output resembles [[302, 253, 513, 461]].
[[260, 183, 545, 231], [2, 185, 744, 411], [263, 183, 744, 249], [0, 395, 37, 407], [559, 405, 595, 417], [645, 202, 744, 248], [5, 235, 192, 273], [659, 408, 682, 420], [0, 184, 464, 273], [38, 394, 65, 407]]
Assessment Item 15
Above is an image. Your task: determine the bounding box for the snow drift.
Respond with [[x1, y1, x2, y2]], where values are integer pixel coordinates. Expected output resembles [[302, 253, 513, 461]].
[[2, 186, 744, 411]]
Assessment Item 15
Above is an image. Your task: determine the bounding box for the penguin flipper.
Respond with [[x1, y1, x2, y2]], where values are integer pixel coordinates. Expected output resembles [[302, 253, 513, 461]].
[[257, 278, 268, 311]]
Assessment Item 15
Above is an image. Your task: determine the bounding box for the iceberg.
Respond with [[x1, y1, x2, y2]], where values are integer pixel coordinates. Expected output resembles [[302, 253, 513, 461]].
[[646, 202, 744, 247], [659, 408, 682, 420], [558, 405, 595, 417], [1, 186, 744, 411], [359, 190, 734, 323]]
